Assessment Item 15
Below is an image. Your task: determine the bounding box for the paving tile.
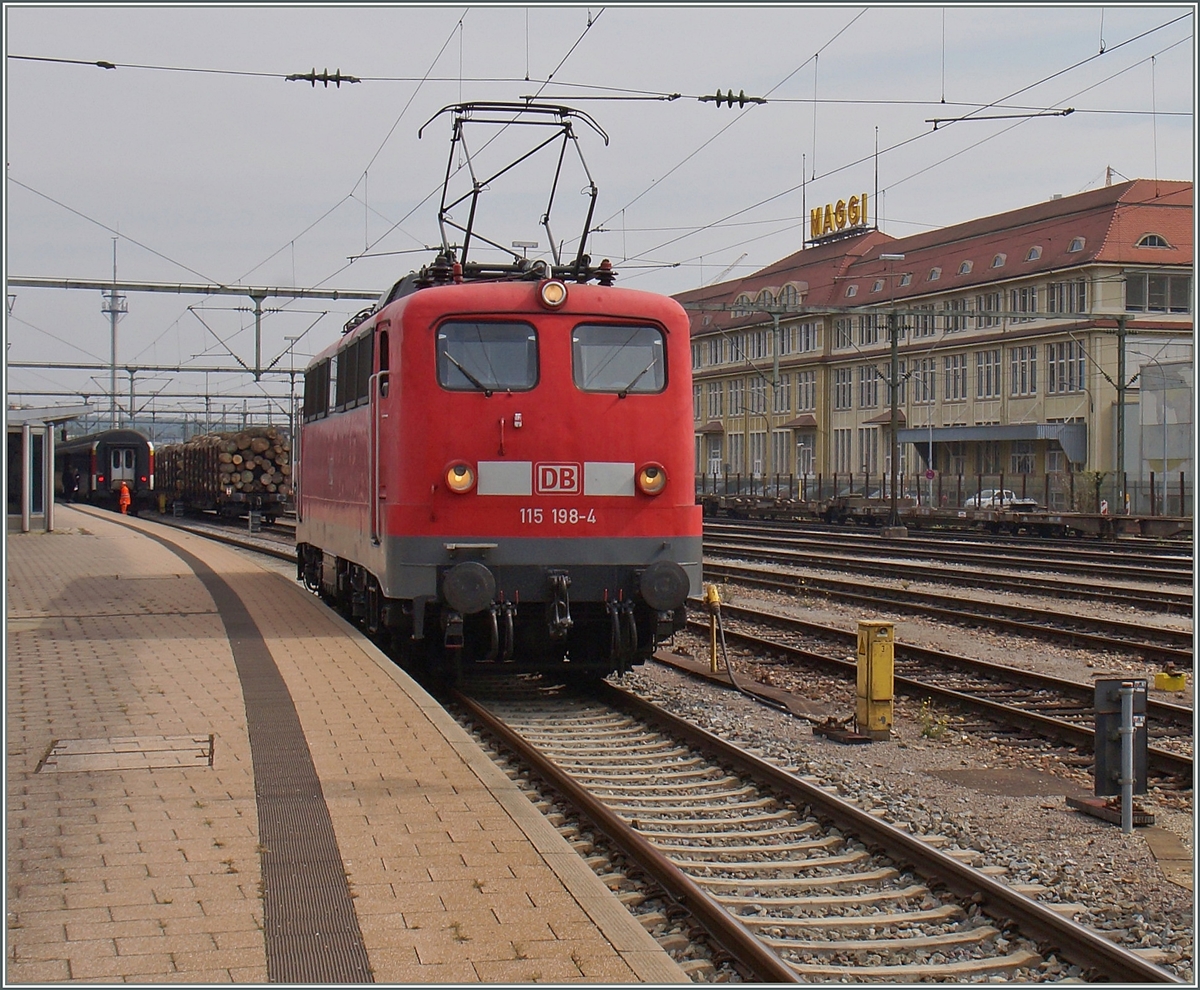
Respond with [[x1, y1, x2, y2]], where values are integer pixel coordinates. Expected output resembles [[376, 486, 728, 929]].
[[6, 512, 684, 986]]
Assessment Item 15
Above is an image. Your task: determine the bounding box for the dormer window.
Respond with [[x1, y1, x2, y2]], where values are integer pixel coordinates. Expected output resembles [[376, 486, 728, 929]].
[[1068, 237, 1085, 252], [732, 294, 753, 317], [779, 283, 800, 306], [991, 253, 1006, 268], [1137, 233, 1171, 248], [756, 289, 775, 307], [928, 267, 941, 282], [1025, 246, 1042, 261], [872, 280, 884, 293], [845, 284, 858, 298], [899, 273, 912, 286], [958, 261, 973, 275]]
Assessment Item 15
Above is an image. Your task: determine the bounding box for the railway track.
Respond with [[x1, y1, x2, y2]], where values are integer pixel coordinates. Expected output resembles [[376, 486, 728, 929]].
[[454, 677, 1180, 983], [679, 599, 1192, 779], [706, 520, 1195, 584], [703, 559, 1194, 666], [704, 537, 1193, 616]]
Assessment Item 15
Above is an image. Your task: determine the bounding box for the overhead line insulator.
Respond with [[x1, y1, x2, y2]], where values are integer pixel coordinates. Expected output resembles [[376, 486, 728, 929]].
[[286, 67, 361, 88], [698, 89, 766, 108]]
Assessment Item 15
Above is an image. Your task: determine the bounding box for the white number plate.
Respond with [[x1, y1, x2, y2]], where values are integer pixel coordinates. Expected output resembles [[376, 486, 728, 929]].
[[520, 507, 597, 525]]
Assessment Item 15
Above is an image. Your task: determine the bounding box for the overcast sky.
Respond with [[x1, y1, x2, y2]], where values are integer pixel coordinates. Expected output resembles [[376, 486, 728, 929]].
[[4, 3, 1195, 421]]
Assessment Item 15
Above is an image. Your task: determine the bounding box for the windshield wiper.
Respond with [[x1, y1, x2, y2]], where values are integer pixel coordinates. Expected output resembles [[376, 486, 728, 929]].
[[617, 357, 658, 399], [443, 351, 493, 397]]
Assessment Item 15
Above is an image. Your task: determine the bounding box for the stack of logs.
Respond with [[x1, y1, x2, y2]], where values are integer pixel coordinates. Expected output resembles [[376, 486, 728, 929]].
[[159, 427, 292, 501]]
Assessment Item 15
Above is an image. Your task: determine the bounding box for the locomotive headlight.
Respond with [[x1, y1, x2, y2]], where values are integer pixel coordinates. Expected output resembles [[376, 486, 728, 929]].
[[445, 463, 476, 493], [539, 279, 568, 309], [637, 463, 667, 495]]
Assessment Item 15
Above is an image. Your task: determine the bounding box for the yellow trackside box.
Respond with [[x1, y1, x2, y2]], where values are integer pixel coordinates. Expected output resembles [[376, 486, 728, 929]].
[[856, 620, 894, 741]]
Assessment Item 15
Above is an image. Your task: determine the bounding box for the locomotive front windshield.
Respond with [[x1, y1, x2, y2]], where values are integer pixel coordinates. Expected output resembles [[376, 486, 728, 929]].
[[437, 321, 538, 393], [572, 324, 666, 394]]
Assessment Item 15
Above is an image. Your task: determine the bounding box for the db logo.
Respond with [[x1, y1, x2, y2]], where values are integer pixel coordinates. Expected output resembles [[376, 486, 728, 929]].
[[535, 462, 581, 494]]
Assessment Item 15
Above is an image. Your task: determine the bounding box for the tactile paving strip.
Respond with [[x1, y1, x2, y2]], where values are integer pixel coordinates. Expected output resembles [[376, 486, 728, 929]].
[[137, 528, 373, 984]]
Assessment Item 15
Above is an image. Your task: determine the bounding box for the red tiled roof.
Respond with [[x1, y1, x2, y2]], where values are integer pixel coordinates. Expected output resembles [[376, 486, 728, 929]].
[[679, 179, 1192, 328]]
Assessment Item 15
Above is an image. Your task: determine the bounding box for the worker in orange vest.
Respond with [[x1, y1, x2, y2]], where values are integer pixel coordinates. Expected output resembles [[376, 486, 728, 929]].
[[118, 482, 132, 514]]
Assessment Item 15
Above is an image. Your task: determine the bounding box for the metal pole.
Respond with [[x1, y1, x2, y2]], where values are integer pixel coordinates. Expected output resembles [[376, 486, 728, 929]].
[[252, 292, 266, 380], [1119, 681, 1134, 834], [21, 422, 31, 533], [45, 422, 55, 533], [889, 310, 900, 526], [1116, 316, 1127, 513]]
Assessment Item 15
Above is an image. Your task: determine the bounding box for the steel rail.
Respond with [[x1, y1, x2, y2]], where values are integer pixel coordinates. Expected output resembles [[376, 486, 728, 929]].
[[695, 601, 1193, 731], [682, 616, 1192, 779], [705, 538, 1193, 610], [703, 559, 1194, 664], [706, 520, 1195, 580], [451, 689, 802, 984], [596, 680, 1182, 985]]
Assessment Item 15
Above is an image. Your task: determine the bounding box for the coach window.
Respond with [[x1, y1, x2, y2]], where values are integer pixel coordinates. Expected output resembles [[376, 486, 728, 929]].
[[377, 330, 390, 396], [356, 334, 373, 404], [303, 359, 330, 421], [572, 324, 666, 395], [437, 321, 538, 394]]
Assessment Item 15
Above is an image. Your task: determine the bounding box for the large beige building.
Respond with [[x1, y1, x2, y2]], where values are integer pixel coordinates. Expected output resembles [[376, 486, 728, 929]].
[[677, 179, 1193, 511]]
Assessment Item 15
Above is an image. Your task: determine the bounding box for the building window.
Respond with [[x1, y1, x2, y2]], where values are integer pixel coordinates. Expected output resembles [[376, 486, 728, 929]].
[[771, 430, 792, 474], [958, 260, 973, 275], [707, 381, 724, 418], [732, 294, 753, 316], [756, 289, 774, 308], [728, 378, 744, 416], [976, 292, 1002, 328], [1136, 233, 1170, 248], [858, 427, 879, 475], [693, 384, 702, 421], [1025, 245, 1042, 261], [728, 433, 744, 473], [1010, 346, 1037, 396], [1011, 440, 1035, 475], [872, 279, 884, 293], [749, 432, 766, 475], [834, 367, 853, 410], [975, 349, 1001, 398], [900, 272, 912, 286], [746, 329, 768, 360], [991, 253, 1006, 268], [691, 341, 702, 369], [845, 284, 858, 298], [928, 267, 941, 282], [707, 435, 723, 474], [707, 337, 724, 365], [1046, 448, 1066, 473], [981, 440, 1002, 474], [773, 374, 791, 414], [834, 318, 853, 349], [896, 359, 907, 404], [911, 305, 935, 338], [796, 370, 816, 411], [779, 283, 800, 307], [729, 334, 746, 362], [858, 365, 879, 408], [748, 377, 767, 414], [778, 324, 793, 356], [1068, 236, 1085, 252], [1047, 279, 1088, 314], [859, 314, 879, 346], [944, 354, 967, 400], [1010, 286, 1038, 323], [1046, 340, 1086, 394], [943, 298, 969, 333], [833, 428, 854, 474], [1126, 272, 1192, 313], [914, 358, 936, 404], [797, 322, 818, 353]]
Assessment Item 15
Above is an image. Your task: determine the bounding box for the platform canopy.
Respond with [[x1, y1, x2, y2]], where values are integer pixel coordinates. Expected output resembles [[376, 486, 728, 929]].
[[897, 421, 1087, 465]]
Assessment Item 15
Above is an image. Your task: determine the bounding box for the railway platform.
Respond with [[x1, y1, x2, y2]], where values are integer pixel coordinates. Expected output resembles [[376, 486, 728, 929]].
[[6, 505, 687, 984]]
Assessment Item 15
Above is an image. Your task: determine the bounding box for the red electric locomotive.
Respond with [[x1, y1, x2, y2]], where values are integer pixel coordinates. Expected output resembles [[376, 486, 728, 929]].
[[296, 257, 701, 678]]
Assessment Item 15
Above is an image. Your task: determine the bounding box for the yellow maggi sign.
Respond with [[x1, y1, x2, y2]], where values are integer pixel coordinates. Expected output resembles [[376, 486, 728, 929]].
[[810, 193, 869, 239]]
